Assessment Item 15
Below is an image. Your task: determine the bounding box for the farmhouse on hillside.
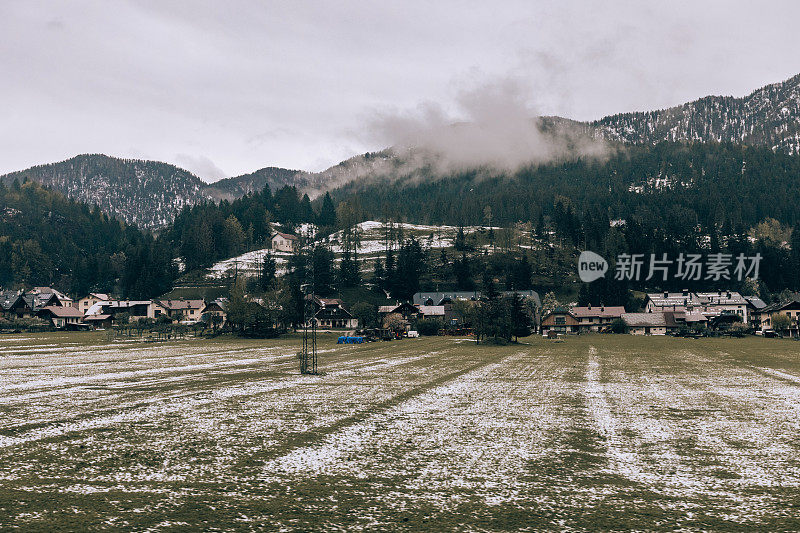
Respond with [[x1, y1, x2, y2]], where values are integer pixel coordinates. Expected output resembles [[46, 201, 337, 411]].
[[271, 232, 298, 253]]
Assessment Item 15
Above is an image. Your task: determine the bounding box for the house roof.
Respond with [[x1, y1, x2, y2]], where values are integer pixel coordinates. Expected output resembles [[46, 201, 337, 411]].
[[417, 305, 446, 316], [761, 298, 800, 314], [622, 312, 671, 327], [307, 295, 348, 310], [680, 311, 708, 322], [272, 232, 298, 241], [695, 291, 746, 305], [378, 302, 418, 315], [86, 300, 151, 316], [157, 299, 205, 310], [745, 296, 767, 309], [84, 314, 111, 321], [32, 287, 72, 301], [202, 298, 228, 312], [572, 306, 625, 318], [39, 305, 84, 318], [82, 292, 110, 301], [0, 291, 22, 310], [646, 292, 699, 307]]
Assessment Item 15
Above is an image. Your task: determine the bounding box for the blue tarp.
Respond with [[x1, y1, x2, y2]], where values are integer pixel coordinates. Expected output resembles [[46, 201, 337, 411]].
[[337, 336, 364, 344]]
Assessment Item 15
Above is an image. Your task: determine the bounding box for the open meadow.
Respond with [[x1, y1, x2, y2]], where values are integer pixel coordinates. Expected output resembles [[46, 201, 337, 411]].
[[2, 332, 800, 530]]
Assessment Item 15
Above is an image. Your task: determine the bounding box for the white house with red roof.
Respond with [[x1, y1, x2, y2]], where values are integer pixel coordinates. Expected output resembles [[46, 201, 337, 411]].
[[271, 232, 298, 253]]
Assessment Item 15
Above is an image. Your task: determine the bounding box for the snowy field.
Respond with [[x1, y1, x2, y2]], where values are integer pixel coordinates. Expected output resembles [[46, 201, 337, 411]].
[[2, 333, 800, 530]]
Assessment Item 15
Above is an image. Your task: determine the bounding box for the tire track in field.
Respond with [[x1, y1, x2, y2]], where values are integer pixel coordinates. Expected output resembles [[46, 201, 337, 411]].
[[584, 346, 658, 487], [0, 343, 455, 449], [584, 342, 800, 507], [253, 348, 514, 470]]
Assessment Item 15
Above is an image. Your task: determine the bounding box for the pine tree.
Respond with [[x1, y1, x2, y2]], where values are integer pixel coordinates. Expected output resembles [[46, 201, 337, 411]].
[[261, 252, 276, 291], [318, 192, 336, 227]]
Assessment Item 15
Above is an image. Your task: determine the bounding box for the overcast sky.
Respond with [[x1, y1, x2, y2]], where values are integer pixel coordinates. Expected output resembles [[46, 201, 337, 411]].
[[2, 1, 799, 181]]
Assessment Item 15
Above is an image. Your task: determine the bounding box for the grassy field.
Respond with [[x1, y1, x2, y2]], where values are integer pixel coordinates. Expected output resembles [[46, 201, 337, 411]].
[[2, 332, 800, 531]]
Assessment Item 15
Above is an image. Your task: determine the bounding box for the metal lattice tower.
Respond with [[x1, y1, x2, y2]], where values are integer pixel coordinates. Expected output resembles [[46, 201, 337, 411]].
[[300, 232, 318, 375]]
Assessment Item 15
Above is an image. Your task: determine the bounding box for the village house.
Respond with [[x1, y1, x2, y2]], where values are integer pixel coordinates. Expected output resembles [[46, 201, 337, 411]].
[[271, 232, 298, 253], [645, 290, 700, 313], [306, 296, 358, 329], [416, 305, 446, 321], [37, 305, 85, 329], [571, 305, 626, 332], [29, 287, 73, 308], [695, 291, 750, 323], [541, 307, 581, 334], [83, 313, 113, 329], [0, 290, 21, 318], [76, 293, 110, 313], [646, 290, 753, 324], [744, 295, 767, 329], [378, 301, 422, 328], [2, 293, 35, 319], [757, 298, 800, 337], [201, 298, 228, 326], [155, 299, 206, 323], [621, 312, 678, 335]]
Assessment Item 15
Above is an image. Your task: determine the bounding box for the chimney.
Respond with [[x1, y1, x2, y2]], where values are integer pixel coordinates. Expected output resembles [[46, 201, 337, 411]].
[[588, 304, 592, 310], [663, 291, 669, 298], [601, 305, 605, 312], [682, 289, 688, 297], [726, 291, 731, 299]]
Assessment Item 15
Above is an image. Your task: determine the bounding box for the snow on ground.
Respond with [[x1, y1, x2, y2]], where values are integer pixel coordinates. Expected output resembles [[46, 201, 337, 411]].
[[207, 248, 292, 279], [3, 333, 800, 530]]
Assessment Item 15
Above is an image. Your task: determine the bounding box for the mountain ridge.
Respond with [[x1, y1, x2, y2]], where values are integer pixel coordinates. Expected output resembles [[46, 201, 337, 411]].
[[4, 71, 800, 228]]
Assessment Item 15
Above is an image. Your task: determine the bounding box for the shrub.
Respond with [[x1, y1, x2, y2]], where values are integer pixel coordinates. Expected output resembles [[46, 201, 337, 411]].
[[414, 319, 441, 336]]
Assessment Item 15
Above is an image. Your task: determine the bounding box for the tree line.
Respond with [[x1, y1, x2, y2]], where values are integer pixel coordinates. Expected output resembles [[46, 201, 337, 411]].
[[0, 180, 176, 298]]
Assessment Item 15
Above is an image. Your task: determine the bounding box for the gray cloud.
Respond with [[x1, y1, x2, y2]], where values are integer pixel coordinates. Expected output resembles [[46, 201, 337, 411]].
[[174, 154, 227, 182], [363, 77, 608, 174]]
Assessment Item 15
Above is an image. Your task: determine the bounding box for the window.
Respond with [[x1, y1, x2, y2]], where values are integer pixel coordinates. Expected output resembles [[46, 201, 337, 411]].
[[555, 316, 566, 325]]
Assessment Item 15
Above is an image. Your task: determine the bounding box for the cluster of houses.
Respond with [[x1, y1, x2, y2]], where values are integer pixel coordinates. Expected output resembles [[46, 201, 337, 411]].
[[4, 284, 799, 338], [0, 287, 229, 330], [542, 289, 800, 337], [305, 290, 542, 333]]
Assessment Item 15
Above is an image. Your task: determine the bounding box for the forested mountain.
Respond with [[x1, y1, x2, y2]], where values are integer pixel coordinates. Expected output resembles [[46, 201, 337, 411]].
[[0, 155, 209, 229], [0, 155, 306, 229], [585, 73, 800, 153], [207, 167, 304, 200], [329, 141, 800, 230], [0, 181, 176, 297]]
